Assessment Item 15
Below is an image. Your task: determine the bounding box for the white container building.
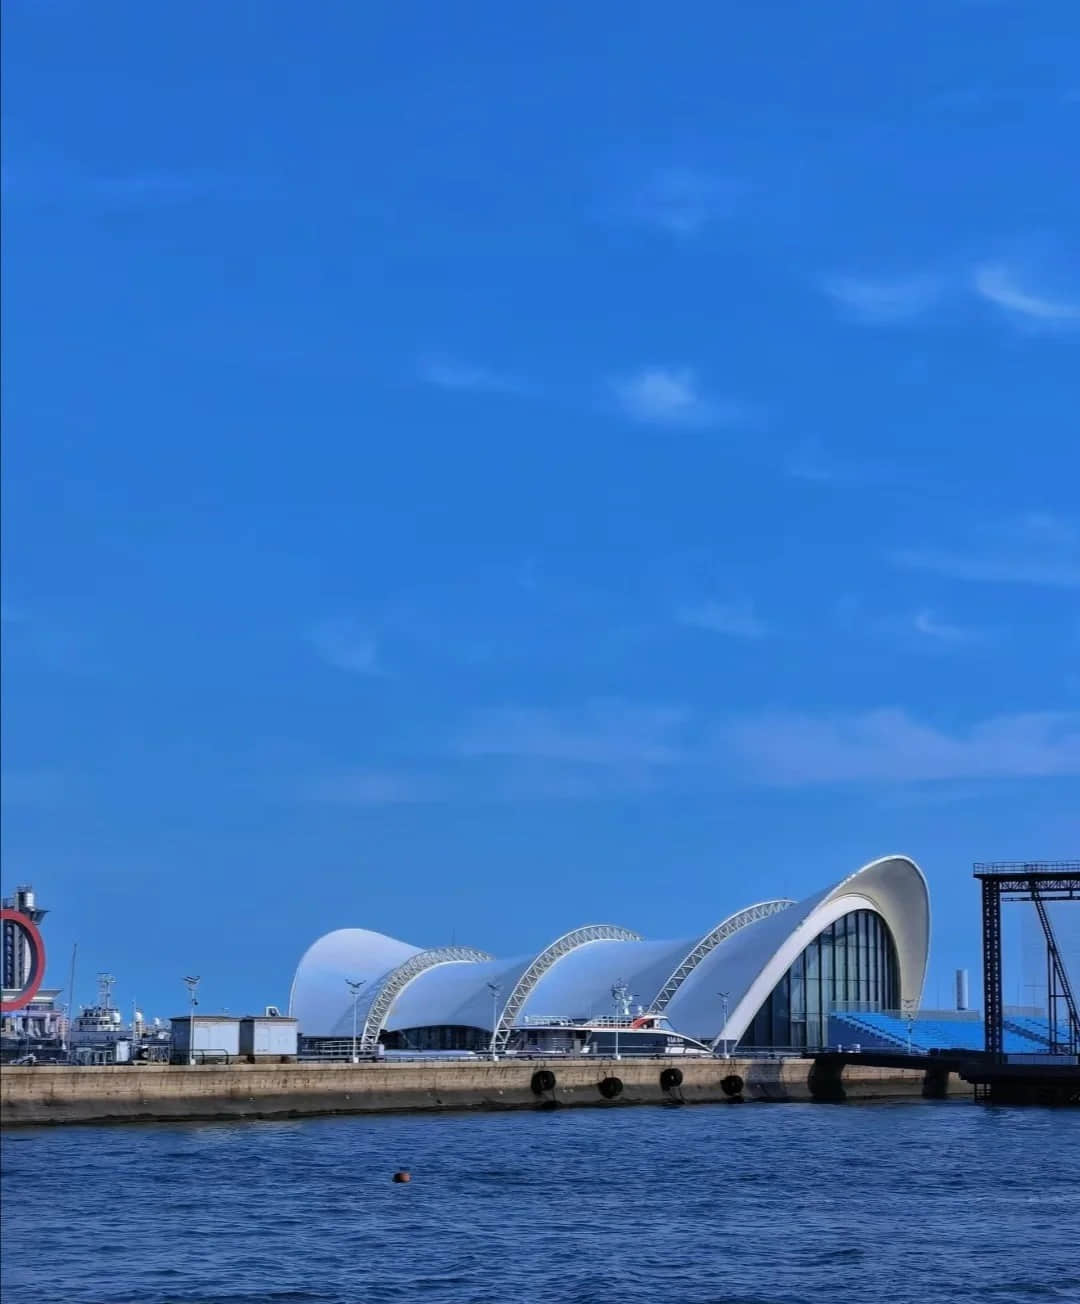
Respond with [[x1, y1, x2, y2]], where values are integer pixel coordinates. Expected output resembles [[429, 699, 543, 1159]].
[[239, 1015, 298, 1061], [170, 1014, 240, 1063]]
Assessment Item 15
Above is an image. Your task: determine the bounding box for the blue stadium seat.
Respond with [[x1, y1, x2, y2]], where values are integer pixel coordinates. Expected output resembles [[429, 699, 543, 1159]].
[[1004, 1016, 1053, 1049], [825, 1012, 1037, 1054]]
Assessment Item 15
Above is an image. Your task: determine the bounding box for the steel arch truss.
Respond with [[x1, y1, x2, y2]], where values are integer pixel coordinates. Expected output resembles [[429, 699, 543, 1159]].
[[649, 900, 795, 1014], [359, 946, 492, 1050], [491, 925, 642, 1050]]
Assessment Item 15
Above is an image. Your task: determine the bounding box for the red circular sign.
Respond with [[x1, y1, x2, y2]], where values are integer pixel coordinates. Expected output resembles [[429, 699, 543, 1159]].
[[0, 908, 47, 1012]]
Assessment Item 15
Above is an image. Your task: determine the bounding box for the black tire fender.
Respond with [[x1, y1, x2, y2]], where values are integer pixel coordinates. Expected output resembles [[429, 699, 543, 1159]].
[[531, 1069, 556, 1095]]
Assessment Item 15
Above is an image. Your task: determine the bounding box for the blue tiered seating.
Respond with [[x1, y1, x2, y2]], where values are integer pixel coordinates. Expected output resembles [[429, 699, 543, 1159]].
[[827, 1012, 1051, 1054], [827, 1012, 910, 1050], [1003, 1016, 1053, 1048]]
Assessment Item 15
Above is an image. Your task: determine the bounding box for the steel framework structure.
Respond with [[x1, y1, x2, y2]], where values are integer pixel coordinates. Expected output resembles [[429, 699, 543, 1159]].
[[358, 946, 492, 1051], [490, 924, 642, 1051], [649, 900, 794, 1014], [974, 861, 1080, 1058]]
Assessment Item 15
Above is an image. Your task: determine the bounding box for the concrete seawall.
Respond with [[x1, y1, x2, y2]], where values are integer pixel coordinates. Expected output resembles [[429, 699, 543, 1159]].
[[0, 1056, 967, 1127]]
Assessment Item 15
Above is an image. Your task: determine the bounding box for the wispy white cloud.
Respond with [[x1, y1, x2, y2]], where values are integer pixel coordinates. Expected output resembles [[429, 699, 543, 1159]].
[[972, 262, 1080, 325], [300, 770, 432, 805], [307, 619, 381, 674], [725, 709, 1080, 786], [458, 700, 688, 768], [892, 513, 1080, 589], [627, 168, 744, 236], [821, 259, 1080, 331], [300, 762, 661, 806], [783, 438, 897, 487], [299, 701, 686, 807], [303, 702, 1080, 804], [873, 607, 991, 650], [819, 273, 943, 324], [784, 441, 846, 484], [418, 359, 530, 395], [2, 153, 240, 210], [909, 608, 988, 645], [677, 600, 769, 639], [610, 367, 751, 429], [477, 702, 1080, 789]]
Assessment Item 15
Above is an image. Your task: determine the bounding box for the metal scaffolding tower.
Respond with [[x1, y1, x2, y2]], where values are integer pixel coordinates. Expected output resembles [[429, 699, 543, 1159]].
[[974, 862, 1080, 1058]]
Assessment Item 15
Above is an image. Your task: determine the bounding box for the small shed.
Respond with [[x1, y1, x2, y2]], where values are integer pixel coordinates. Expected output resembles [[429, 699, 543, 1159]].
[[170, 1014, 241, 1063], [239, 1014, 298, 1062]]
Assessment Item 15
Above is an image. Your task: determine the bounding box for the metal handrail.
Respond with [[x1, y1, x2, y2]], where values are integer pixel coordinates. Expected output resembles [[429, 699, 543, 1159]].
[[973, 861, 1080, 873]]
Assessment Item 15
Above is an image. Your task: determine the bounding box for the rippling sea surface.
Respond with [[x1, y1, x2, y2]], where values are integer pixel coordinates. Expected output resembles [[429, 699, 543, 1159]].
[[3, 1100, 1078, 1304]]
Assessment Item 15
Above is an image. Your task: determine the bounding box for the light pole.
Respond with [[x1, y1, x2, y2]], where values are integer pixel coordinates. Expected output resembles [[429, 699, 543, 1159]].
[[902, 997, 917, 1056], [486, 982, 500, 1060], [183, 975, 200, 1066], [611, 980, 630, 1061], [717, 992, 730, 1058], [346, 979, 366, 1064]]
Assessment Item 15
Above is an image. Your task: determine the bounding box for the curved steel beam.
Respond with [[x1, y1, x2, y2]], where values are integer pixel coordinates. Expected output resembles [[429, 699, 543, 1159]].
[[649, 900, 795, 1014], [359, 946, 492, 1050], [705, 855, 930, 1049], [491, 924, 642, 1050]]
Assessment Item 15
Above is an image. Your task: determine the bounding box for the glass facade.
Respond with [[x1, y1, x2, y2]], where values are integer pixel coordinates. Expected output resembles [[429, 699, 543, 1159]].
[[383, 1025, 490, 1052], [738, 910, 899, 1050]]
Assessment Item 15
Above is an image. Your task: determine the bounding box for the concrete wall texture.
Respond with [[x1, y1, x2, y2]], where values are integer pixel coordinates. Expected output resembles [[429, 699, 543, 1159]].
[[0, 1056, 965, 1127]]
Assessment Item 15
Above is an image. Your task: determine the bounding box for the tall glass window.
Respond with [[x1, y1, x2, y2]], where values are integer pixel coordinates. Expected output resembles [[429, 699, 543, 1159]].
[[737, 909, 900, 1050], [805, 932, 821, 1048], [833, 920, 847, 1009], [789, 951, 806, 1049]]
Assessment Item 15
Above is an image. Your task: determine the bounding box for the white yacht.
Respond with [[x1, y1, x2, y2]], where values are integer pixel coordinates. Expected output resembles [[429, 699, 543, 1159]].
[[509, 1012, 712, 1058]]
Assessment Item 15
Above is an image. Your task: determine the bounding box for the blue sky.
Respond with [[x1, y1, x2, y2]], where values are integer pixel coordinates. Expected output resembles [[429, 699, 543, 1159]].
[[2, 0, 1078, 1020]]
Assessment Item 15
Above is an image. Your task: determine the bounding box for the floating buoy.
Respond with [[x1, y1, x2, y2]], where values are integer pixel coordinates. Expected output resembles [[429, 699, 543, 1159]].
[[392, 1170, 411, 1183]]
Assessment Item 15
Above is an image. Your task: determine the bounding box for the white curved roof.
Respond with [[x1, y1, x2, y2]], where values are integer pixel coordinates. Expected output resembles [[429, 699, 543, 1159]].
[[387, 937, 701, 1033], [386, 954, 533, 1033], [663, 854, 929, 1043], [289, 855, 930, 1042], [519, 937, 690, 1022], [289, 928, 420, 1038]]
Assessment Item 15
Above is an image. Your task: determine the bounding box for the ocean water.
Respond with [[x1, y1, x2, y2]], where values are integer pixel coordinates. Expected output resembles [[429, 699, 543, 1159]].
[[2, 1100, 1078, 1304]]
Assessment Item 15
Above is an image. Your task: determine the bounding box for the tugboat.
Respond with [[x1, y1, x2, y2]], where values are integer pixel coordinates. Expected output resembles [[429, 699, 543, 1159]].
[[67, 973, 171, 1063], [69, 974, 126, 1046], [67, 973, 136, 1063]]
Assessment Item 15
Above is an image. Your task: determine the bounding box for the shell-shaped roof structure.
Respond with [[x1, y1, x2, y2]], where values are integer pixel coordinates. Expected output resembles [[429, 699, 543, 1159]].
[[289, 855, 929, 1050]]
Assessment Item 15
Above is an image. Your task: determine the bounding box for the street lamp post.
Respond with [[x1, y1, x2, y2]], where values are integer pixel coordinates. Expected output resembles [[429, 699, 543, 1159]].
[[611, 981, 631, 1061], [346, 979, 366, 1064], [902, 997, 917, 1055], [486, 983, 500, 1061], [183, 976, 200, 1067], [718, 991, 730, 1058]]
